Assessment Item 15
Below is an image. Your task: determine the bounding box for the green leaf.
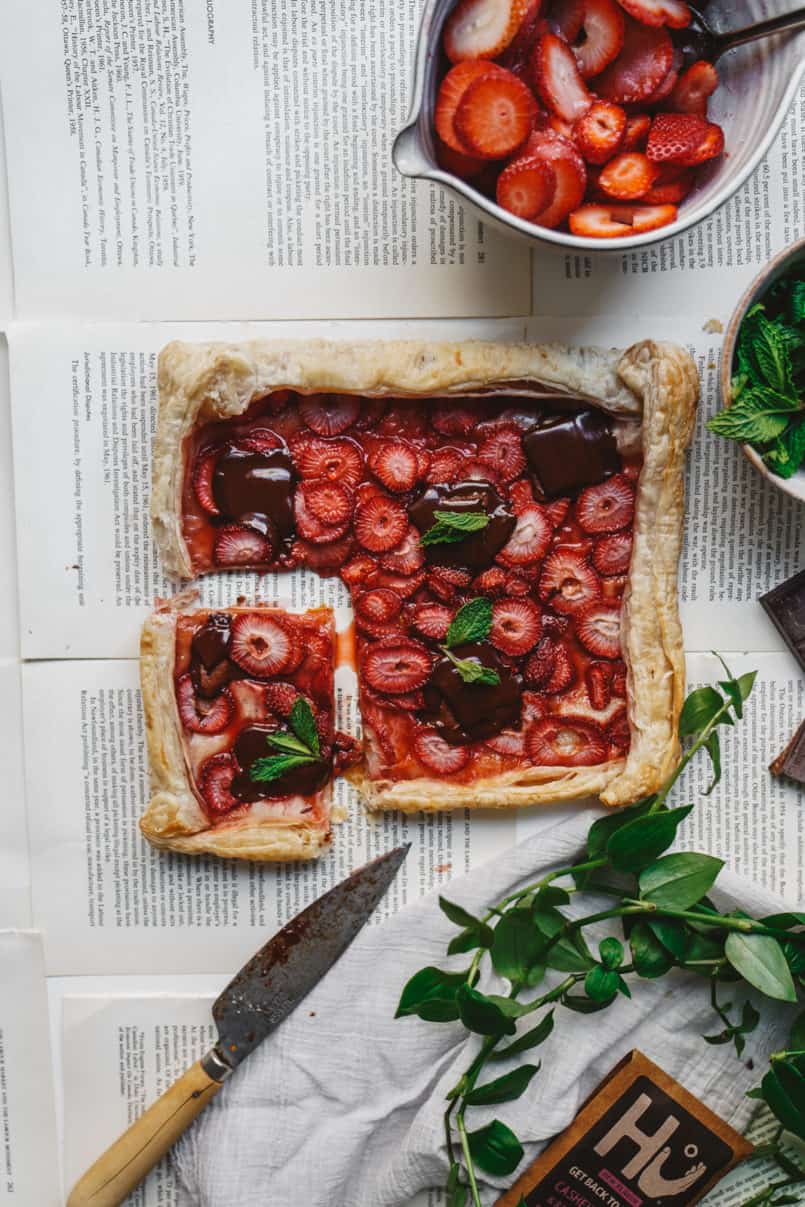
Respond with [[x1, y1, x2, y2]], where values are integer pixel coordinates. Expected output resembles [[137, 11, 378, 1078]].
[[725, 931, 798, 1002], [490, 1011, 555, 1061], [639, 853, 724, 910], [599, 937, 624, 970], [707, 394, 792, 443], [630, 921, 673, 978], [682, 931, 725, 974], [289, 696, 320, 755], [703, 731, 721, 794], [763, 912, 805, 930], [421, 510, 490, 547], [265, 731, 316, 756], [534, 886, 571, 909], [607, 806, 693, 872], [492, 907, 545, 984], [679, 686, 724, 737], [467, 1120, 524, 1177], [395, 966, 468, 1019], [447, 924, 494, 955], [585, 965, 620, 1003], [250, 752, 317, 783], [456, 984, 517, 1036], [440, 896, 483, 930], [791, 280, 805, 323], [789, 1009, 805, 1052], [448, 1182, 468, 1207], [417, 998, 464, 1022], [760, 1065, 805, 1140], [751, 312, 798, 395], [443, 648, 501, 687], [764, 417, 805, 479], [445, 597, 493, 648], [648, 917, 688, 959], [533, 909, 594, 973], [586, 796, 656, 860], [562, 992, 612, 1014], [464, 1063, 540, 1106]]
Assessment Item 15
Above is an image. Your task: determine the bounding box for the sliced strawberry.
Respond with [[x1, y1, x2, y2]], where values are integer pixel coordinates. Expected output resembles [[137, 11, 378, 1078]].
[[598, 151, 657, 199], [586, 662, 612, 710], [379, 525, 426, 575], [294, 487, 350, 545], [490, 597, 542, 656], [303, 480, 353, 525], [523, 637, 556, 688], [608, 707, 631, 751], [192, 448, 220, 515], [568, 201, 677, 236], [477, 424, 528, 481], [213, 524, 273, 568], [576, 474, 634, 533], [504, 572, 531, 596], [354, 495, 408, 553], [526, 715, 608, 765], [642, 164, 694, 203], [592, 531, 633, 575], [499, 2, 551, 81], [368, 439, 420, 493], [546, 497, 571, 527], [539, 549, 601, 613], [666, 60, 718, 115], [473, 566, 508, 596], [496, 155, 557, 220], [230, 613, 299, 677], [176, 675, 234, 735], [497, 504, 553, 566], [611, 660, 628, 697], [646, 112, 724, 166], [299, 394, 360, 435], [485, 728, 527, 757], [355, 588, 402, 624], [437, 137, 488, 179], [373, 568, 427, 599], [573, 100, 626, 164], [622, 112, 651, 150], [509, 478, 535, 512], [552, 0, 625, 78], [199, 752, 238, 816], [519, 132, 587, 228], [356, 617, 406, 642], [617, 0, 691, 28], [427, 565, 473, 602], [264, 681, 301, 718], [455, 70, 539, 159], [463, 459, 500, 483], [362, 641, 433, 694], [341, 552, 378, 589], [643, 54, 680, 104], [576, 601, 622, 659], [595, 19, 673, 104], [237, 428, 283, 454], [444, 0, 530, 63], [533, 33, 592, 123], [414, 728, 470, 774], [411, 602, 454, 641], [542, 612, 571, 638], [547, 113, 575, 139], [435, 62, 502, 152], [292, 535, 354, 574], [430, 403, 480, 436], [292, 436, 363, 490], [426, 446, 466, 484]]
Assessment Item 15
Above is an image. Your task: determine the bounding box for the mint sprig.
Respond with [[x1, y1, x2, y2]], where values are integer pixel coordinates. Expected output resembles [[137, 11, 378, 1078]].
[[250, 697, 322, 784], [440, 598, 500, 687], [421, 510, 490, 547]]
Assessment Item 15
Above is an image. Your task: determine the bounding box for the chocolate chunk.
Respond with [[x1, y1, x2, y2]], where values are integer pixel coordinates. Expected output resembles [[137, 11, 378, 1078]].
[[212, 445, 296, 537], [770, 719, 805, 786], [423, 643, 521, 744], [523, 408, 621, 500], [192, 613, 232, 670], [760, 570, 805, 672], [409, 481, 515, 571], [230, 724, 331, 801]]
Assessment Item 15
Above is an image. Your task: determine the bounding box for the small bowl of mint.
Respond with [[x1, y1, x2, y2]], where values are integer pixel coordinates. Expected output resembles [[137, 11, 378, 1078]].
[[710, 237, 805, 502]]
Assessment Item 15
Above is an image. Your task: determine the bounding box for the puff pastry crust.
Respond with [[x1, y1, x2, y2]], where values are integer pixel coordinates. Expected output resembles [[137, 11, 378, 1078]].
[[152, 337, 698, 816]]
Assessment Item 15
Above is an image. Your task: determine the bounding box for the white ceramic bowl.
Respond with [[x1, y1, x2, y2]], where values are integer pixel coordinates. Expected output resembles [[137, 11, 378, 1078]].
[[720, 235, 805, 502], [393, 0, 805, 252]]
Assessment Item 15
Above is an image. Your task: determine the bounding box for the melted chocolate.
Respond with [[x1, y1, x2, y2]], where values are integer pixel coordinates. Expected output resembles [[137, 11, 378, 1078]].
[[423, 643, 521, 744], [409, 481, 515, 571], [523, 408, 621, 501], [212, 445, 296, 537], [230, 724, 331, 801], [192, 613, 231, 669]]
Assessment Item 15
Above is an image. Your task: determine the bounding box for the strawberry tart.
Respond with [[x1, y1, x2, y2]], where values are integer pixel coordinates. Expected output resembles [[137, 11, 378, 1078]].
[[140, 600, 357, 860], [151, 338, 697, 817]]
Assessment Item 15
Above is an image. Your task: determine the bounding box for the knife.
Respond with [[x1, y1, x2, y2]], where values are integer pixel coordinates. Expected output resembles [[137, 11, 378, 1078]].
[[66, 844, 409, 1207]]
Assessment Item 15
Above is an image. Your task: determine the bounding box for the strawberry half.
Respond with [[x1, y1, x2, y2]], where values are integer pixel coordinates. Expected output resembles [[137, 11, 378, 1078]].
[[341, 553, 378, 589], [586, 662, 612, 710], [496, 155, 557, 220], [444, 0, 530, 63], [264, 681, 302, 718], [291, 535, 354, 575], [598, 151, 657, 199], [617, 0, 691, 28], [646, 112, 724, 166], [362, 640, 433, 694], [295, 486, 350, 545], [643, 163, 694, 203], [435, 61, 502, 153], [355, 588, 402, 624], [490, 596, 542, 656], [353, 496, 408, 553], [177, 674, 234, 735], [411, 602, 454, 641], [303, 480, 353, 526], [576, 474, 634, 533], [666, 60, 718, 115], [568, 201, 677, 236], [473, 566, 508, 596], [379, 525, 426, 575], [213, 524, 273, 568], [576, 601, 622, 659], [199, 752, 238, 815], [533, 32, 592, 123], [573, 100, 626, 164], [523, 637, 568, 691], [538, 549, 601, 613], [426, 446, 466, 484], [592, 530, 633, 575], [368, 439, 420, 493], [455, 70, 539, 159], [292, 436, 364, 490], [518, 132, 587, 228], [427, 565, 473, 602], [551, 0, 625, 78], [414, 728, 471, 775], [192, 448, 220, 515], [230, 613, 299, 677], [595, 19, 673, 104], [477, 424, 528, 480], [299, 394, 360, 435], [526, 715, 608, 765], [497, 504, 553, 566], [622, 112, 651, 150]]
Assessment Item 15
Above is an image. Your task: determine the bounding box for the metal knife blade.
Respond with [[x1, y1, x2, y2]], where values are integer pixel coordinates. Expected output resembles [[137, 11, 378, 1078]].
[[204, 844, 409, 1079]]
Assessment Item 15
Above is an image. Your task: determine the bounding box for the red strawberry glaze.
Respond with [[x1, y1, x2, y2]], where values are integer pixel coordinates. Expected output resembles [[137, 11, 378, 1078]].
[[180, 392, 641, 783]]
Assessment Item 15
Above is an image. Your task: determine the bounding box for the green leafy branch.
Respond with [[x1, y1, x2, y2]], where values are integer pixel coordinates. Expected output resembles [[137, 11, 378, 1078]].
[[440, 598, 501, 688], [395, 660, 805, 1207], [250, 697, 323, 783]]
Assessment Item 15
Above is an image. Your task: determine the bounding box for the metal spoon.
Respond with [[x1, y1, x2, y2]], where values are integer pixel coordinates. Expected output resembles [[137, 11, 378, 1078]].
[[679, 5, 805, 66]]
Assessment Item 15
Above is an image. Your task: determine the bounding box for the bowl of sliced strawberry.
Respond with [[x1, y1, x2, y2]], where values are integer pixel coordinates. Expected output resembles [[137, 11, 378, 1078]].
[[393, 0, 805, 246]]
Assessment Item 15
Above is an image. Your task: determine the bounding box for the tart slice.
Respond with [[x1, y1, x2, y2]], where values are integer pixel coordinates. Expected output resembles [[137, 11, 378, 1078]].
[[140, 600, 354, 860], [152, 338, 699, 812]]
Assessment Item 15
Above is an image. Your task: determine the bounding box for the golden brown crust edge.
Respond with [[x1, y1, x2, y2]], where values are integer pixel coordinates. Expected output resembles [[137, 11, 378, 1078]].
[[139, 605, 332, 861]]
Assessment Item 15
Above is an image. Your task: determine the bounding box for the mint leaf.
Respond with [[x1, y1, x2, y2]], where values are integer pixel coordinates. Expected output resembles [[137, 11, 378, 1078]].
[[267, 731, 316, 756], [790, 280, 805, 323], [421, 510, 489, 547], [707, 394, 792, 444], [763, 417, 805, 479], [443, 648, 500, 687], [751, 312, 797, 395], [445, 597, 493, 648], [250, 752, 317, 783], [289, 696, 320, 756]]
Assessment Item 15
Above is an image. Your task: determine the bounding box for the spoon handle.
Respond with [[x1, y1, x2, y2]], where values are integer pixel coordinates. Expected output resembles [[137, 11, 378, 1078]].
[[720, 7, 805, 52]]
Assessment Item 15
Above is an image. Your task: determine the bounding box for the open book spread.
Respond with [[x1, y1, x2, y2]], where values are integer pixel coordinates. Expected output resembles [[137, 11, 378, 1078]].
[[0, 0, 804, 1203]]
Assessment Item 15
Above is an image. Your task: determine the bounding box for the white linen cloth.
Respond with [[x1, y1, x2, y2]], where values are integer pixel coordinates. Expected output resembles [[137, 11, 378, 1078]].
[[175, 808, 792, 1206]]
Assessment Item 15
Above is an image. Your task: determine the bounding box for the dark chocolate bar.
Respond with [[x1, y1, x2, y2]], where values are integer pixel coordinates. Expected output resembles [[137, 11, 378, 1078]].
[[760, 570, 805, 672], [770, 718, 805, 786]]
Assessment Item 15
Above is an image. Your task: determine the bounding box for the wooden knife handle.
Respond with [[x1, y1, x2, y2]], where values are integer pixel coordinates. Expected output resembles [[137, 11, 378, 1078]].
[[66, 1058, 224, 1207]]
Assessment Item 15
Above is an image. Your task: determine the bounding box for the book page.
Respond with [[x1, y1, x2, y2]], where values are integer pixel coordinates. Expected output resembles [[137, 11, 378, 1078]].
[[0, 932, 60, 1206], [9, 317, 526, 660], [0, 0, 529, 321], [0, 97, 12, 328]]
